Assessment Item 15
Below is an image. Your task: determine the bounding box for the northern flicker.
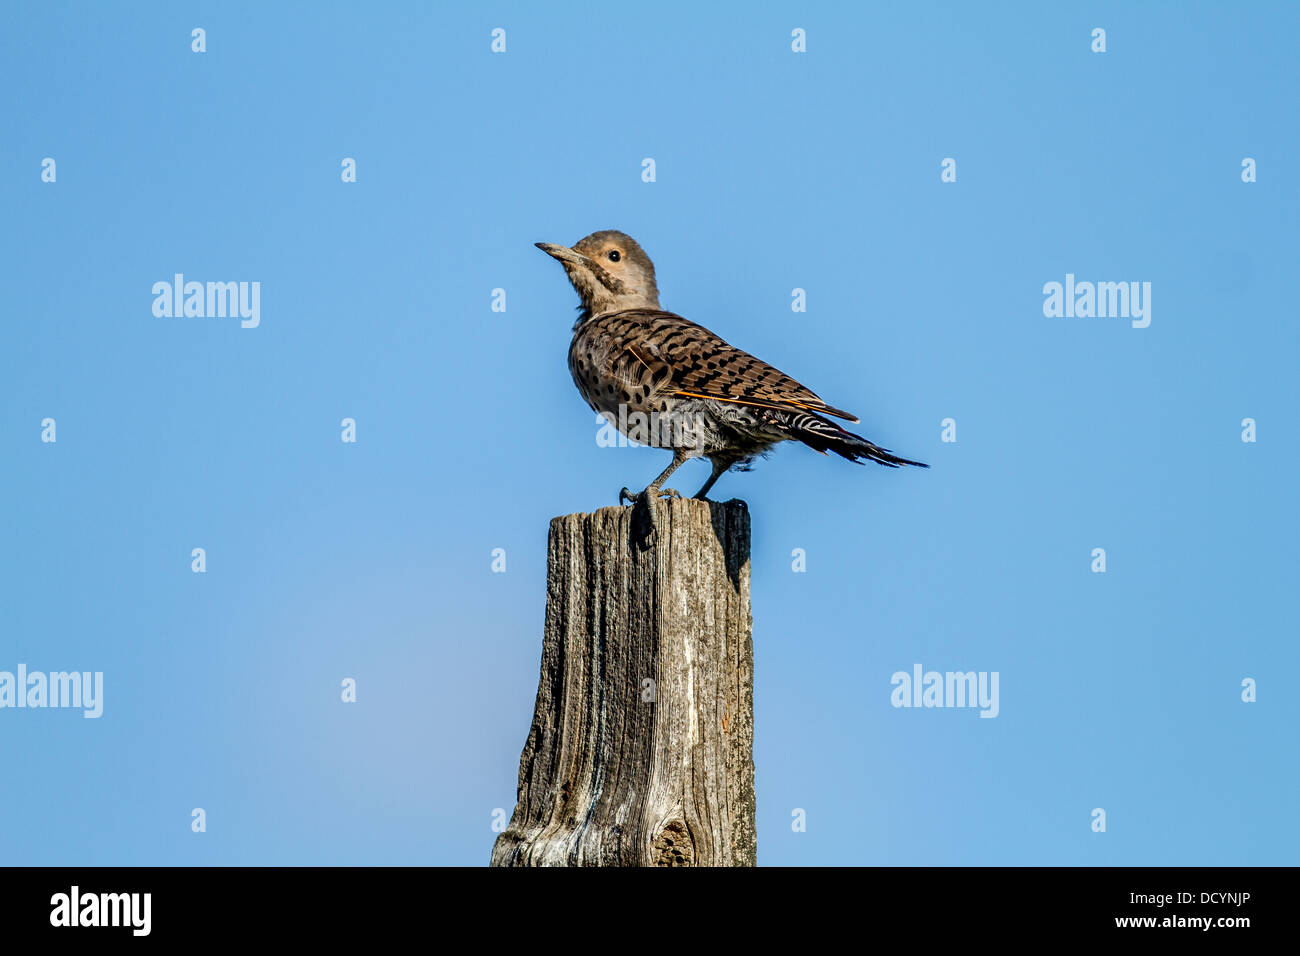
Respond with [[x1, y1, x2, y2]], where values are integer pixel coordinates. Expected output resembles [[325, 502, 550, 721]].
[[537, 230, 927, 501]]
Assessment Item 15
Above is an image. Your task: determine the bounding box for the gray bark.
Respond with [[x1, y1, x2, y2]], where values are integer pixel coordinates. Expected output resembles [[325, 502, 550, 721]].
[[491, 497, 755, 867]]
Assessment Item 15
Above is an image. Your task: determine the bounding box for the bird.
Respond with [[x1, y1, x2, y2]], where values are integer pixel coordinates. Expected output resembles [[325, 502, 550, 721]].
[[536, 230, 927, 502]]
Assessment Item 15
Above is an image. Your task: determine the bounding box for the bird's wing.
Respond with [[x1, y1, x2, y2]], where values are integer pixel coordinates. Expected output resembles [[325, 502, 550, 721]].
[[610, 309, 860, 423]]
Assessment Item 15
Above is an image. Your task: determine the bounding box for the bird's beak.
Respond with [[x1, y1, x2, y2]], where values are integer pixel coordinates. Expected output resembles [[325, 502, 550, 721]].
[[535, 242, 591, 268]]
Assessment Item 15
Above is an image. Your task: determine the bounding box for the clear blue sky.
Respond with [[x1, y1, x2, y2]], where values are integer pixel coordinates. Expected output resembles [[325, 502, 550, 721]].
[[2, 1, 1296, 866]]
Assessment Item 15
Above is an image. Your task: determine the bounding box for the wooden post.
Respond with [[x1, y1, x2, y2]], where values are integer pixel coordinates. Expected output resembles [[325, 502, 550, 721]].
[[491, 497, 756, 867]]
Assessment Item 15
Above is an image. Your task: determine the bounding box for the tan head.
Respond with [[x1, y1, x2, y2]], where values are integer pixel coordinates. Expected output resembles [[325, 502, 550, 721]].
[[536, 230, 660, 316]]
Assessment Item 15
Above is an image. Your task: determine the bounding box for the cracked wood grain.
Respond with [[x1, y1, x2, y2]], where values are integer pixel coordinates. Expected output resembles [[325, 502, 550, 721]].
[[490, 497, 756, 867]]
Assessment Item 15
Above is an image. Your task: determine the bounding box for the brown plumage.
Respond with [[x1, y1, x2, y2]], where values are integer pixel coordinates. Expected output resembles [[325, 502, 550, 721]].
[[537, 230, 927, 500]]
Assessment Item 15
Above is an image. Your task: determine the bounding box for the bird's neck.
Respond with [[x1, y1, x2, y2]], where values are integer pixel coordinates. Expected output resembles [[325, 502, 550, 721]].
[[577, 292, 660, 322]]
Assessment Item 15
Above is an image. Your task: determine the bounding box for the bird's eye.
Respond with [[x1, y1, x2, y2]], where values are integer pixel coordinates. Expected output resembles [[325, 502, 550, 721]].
[[607, 250, 621, 262]]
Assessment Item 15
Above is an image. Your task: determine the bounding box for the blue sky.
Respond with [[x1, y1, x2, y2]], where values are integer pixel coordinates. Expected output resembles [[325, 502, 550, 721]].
[[1, 1, 1296, 865]]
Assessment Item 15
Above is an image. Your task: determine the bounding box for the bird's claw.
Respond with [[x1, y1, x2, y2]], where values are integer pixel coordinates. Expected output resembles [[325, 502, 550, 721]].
[[620, 486, 681, 505]]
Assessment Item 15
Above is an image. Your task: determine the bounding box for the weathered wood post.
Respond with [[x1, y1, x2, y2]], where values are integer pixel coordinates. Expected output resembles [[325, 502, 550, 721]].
[[491, 497, 755, 866]]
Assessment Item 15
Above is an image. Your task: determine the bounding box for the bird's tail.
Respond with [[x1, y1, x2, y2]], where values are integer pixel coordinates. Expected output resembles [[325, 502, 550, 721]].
[[769, 409, 929, 468]]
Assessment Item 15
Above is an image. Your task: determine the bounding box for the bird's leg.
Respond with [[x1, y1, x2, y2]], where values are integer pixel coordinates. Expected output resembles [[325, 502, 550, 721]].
[[646, 448, 691, 495], [620, 449, 692, 505], [692, 458, 731, 500]]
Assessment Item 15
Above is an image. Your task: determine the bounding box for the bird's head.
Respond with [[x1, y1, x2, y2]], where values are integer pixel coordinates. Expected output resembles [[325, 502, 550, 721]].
[[536, 230, 660, 317]]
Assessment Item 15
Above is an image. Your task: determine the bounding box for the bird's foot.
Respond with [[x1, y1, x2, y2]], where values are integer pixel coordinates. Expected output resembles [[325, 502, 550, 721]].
[[619, 486, 681, 505]]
